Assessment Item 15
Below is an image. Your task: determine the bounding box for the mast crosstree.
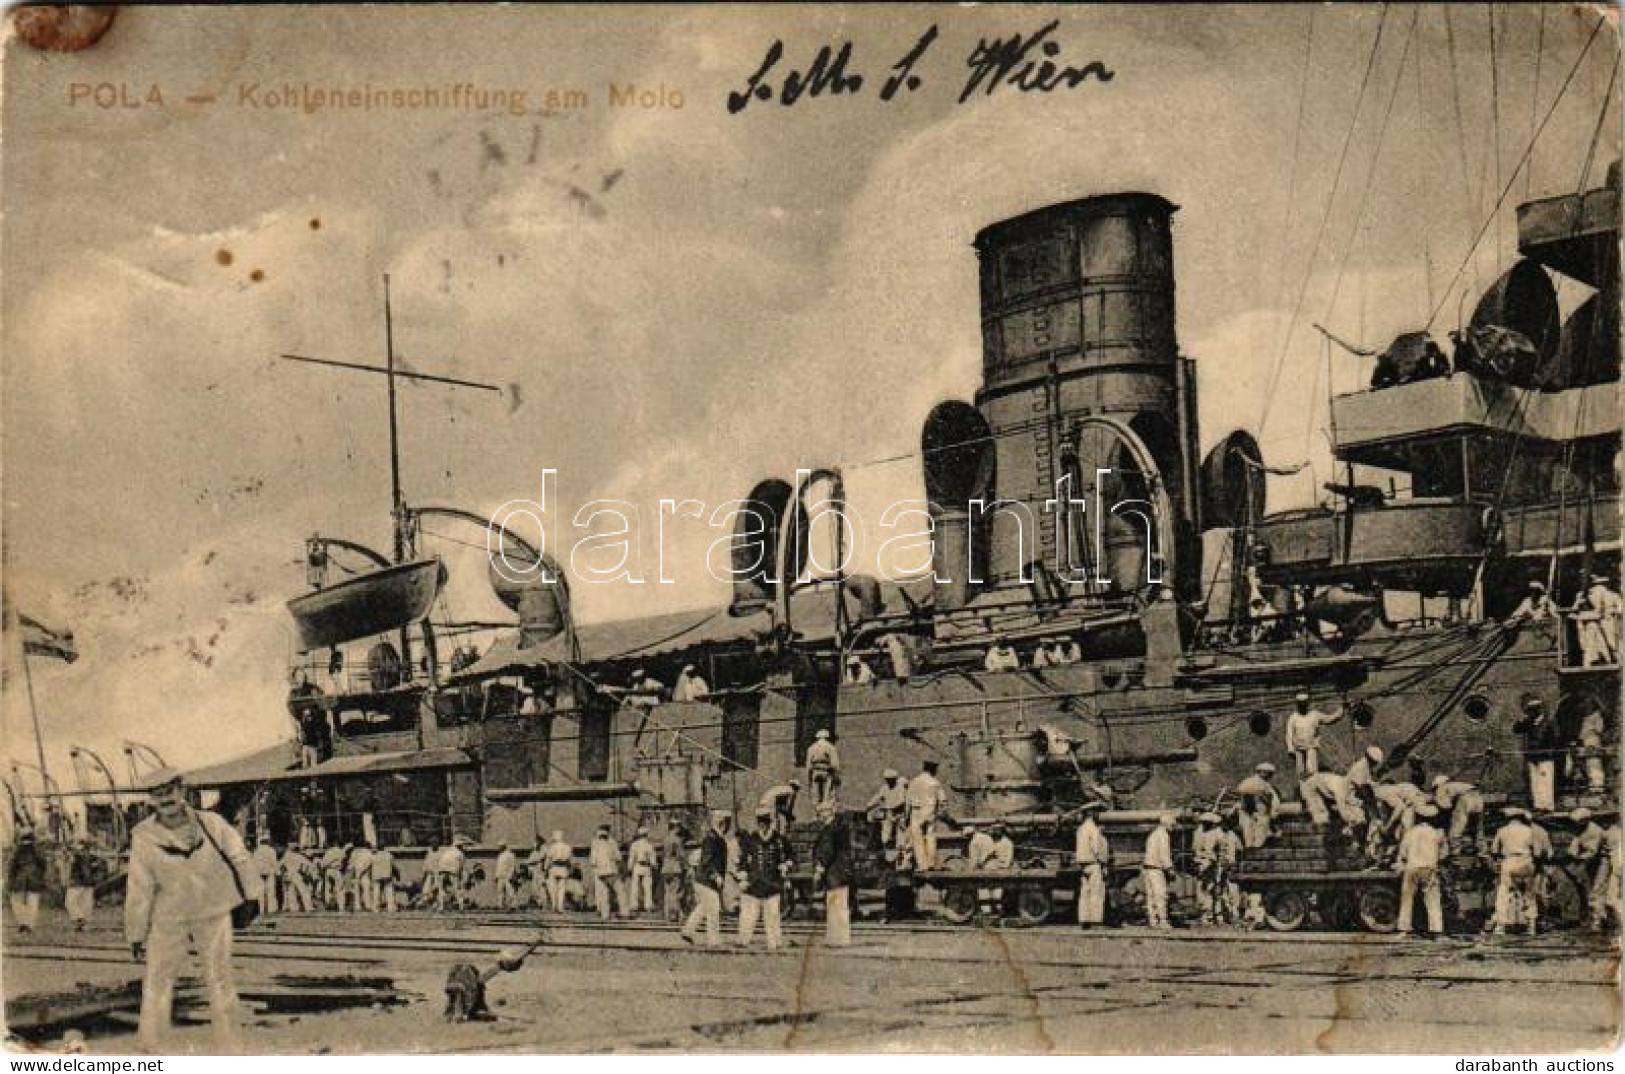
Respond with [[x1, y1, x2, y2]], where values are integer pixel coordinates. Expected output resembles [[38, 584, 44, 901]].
[[279, 274, 502, 567]]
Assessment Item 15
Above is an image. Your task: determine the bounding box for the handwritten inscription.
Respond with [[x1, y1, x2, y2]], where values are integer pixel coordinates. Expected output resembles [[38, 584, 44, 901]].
[[960, 22, 1115, 102], [726, 22, 1113, 114]]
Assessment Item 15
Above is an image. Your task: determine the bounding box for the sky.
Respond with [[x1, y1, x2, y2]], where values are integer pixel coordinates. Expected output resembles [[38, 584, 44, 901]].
[[2, 4, 1619, 783]]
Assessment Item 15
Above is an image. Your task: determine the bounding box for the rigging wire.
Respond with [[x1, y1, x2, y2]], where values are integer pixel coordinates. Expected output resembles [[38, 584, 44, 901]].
[[1527, 4, 1546, 200], [1301, 335, 1327, 467], [1575, 53, 1621, 195], [1425, 11, 1611, 331], [1487, 3, 1504, 274], [1258, 4, 1392, 439], [1412, 15, 1435, 320], [1547, 60, 1620, 592], [1295, 6, 1419, 469], [1441, 5, 1485, 308], [1463, 381, 1543, 612], [1550, 336, 1597, 591], [1320, 6, 1422, 336], [1260, 7, 1319, 357], [418, 526, 497, 556], [1442, 5, 1477, 241]]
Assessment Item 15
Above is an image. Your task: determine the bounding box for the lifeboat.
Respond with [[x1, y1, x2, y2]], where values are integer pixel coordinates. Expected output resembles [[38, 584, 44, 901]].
[[286, 559, 445, 651]]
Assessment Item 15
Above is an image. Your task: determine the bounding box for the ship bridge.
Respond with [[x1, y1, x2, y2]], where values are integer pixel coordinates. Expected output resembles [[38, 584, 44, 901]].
[[1253, 164, 1621, 615]]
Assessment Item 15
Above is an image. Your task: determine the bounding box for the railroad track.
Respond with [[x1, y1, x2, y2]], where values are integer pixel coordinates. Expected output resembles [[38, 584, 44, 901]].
[[8, 919, 1615, 1053], [10, 920, 1610, 993]]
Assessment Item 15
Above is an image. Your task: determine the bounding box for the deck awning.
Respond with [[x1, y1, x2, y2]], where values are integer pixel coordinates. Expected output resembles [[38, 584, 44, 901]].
[[185, 744, 473, 789], [452, 585, 867, 681], [457, 605, 772, 680], [182, 742, 301, 788]]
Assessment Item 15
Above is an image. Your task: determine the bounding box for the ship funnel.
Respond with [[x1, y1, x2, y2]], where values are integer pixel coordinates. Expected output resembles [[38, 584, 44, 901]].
[[728, 478, 793, 617], [921, 401, 994, 610], [488, 553, 571, 649], [971, 192, 1202, 600]]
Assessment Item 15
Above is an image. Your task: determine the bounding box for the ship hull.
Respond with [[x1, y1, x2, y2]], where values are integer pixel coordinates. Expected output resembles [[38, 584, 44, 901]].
[[461, 617, 1607, 850]]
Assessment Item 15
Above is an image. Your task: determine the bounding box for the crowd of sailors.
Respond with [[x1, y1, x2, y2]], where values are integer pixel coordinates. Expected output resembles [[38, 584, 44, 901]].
[[1508, 572, 1622, 667], [4, 639, 1621, 1053], [237, 688, 1625, 942], [1230, 691, 1622, 938], [13, 688, 1620, 943], [2, 686, 1619, 1052]]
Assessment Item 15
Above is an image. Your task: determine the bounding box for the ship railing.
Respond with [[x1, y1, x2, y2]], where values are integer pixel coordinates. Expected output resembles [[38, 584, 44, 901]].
[[1382, 615, 1453, 631], [432, 678, 581, 726], [1195, 610, 1469, 652], [1193, 612, 1314, 650], [289, 654, 427, 697], [1557, 607, 1621, 670], [277, 808, 483, 852]]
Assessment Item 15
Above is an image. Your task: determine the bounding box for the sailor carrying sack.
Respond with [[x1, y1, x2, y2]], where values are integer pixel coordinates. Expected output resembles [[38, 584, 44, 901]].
[[196, 812, 261, 930]]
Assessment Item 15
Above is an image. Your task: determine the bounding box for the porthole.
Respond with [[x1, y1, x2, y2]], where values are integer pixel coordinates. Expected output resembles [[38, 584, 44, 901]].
[[1350, 702, 1375, 729], [1463, 694, 1491, 722], [1248, 710, 1272, 737], [1185, 716, 1208, 741]]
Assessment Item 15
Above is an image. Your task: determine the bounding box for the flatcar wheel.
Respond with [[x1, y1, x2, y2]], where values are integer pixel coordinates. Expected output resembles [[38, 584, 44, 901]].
[[1357, 887, 1399, 933], [1322, 890, 1358, 931], [941, 885, 978, 925], [1264, 889, 1310, 932], [1015, 887, 1053, 925]]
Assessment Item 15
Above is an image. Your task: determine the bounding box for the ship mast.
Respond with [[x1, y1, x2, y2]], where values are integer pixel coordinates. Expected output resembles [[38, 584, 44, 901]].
[[384, 275, 405, 565], [281, 275, 502, 567], [280, 275, 502, 682]]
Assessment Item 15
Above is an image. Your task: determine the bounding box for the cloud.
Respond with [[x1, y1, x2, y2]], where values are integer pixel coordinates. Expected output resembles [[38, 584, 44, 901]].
[[4, 513, 298, 789]]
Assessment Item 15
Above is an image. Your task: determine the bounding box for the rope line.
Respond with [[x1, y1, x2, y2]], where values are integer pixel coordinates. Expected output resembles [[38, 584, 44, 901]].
[[1487, 3, 1504, 273], [1527, 4, 1546, 200], [1321, 7, 1423, 341], [1426, 11, 1610, 330], [1259, 4, 1392, 438]]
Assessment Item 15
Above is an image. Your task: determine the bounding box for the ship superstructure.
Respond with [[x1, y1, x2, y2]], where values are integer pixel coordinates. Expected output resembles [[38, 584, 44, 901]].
[[184, 168, 1620, 914]]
